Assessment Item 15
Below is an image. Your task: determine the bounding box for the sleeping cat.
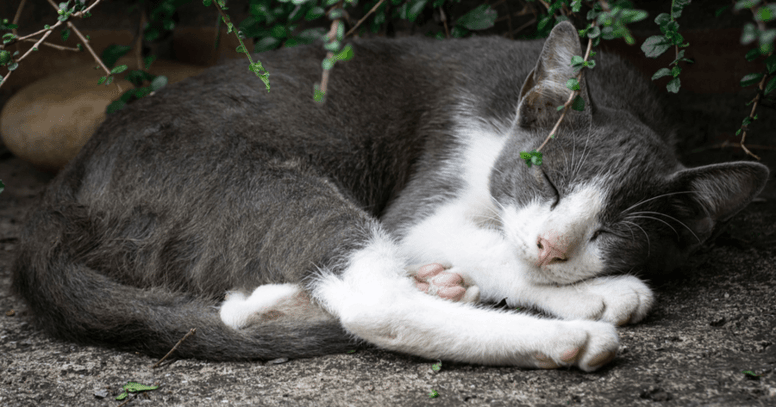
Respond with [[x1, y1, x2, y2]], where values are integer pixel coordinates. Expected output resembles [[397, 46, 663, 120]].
[[12, 22, 768, 372]]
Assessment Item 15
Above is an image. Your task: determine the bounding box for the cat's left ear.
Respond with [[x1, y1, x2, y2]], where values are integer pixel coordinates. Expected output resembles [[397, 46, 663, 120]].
[[517, 21, 592, 130], [669, 161, 769, 242]]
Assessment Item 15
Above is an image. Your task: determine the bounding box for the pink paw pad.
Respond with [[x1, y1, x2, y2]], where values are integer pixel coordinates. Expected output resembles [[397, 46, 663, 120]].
[[413, 263, 467, 302]]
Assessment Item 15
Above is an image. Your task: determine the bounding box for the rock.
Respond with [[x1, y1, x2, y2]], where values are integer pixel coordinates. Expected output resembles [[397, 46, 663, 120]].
[[0, 58, 206, 171]]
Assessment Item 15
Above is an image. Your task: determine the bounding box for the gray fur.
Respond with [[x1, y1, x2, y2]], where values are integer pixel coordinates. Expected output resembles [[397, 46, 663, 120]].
[[12, 22, 769, 360]]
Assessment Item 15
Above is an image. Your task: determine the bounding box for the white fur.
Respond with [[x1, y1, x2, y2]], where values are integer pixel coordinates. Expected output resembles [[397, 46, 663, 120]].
[[312, 227, 619, 371], [220, 284, 302, 329]]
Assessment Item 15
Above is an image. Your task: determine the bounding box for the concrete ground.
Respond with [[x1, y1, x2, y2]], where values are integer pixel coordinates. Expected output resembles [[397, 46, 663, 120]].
[[1, 69, 775, 407]]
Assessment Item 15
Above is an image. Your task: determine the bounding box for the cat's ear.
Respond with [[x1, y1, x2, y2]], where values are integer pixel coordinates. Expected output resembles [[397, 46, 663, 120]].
[[517, 21, 592, 130], [669, 162, 769, 242]]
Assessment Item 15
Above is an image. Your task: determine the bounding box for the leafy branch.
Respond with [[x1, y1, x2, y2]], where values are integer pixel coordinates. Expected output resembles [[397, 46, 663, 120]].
[[733, 0, 776, 160], [641, 0, 692, 93], [205, 0, 271, 91], [0, 0, 119, 91]]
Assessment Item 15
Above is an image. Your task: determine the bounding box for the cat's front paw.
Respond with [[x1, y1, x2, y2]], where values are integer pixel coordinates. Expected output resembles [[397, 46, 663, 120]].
[[530, 275, 654, 325], [529, 320, 619, 372], [407, 263, 480, 303], [583, 276, 654, 325]]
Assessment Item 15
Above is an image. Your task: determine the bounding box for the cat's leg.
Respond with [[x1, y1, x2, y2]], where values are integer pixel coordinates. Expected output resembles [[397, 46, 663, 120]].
[[220, 284, 334, 329], [312, 226, 620, 371], [512, 275, 655, 326]]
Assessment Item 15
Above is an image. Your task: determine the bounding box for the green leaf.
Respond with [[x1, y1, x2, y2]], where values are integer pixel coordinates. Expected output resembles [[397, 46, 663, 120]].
[[620, 9, 647, 24], [236, 44, 247, 53], [431, 360, 442, 372], [741, 23, 758, 45], [756, 5, 776, 22], [150, 75, 167, 91], [759, 29, 776, 49], [314, 83, 326, 103], [715, 5, 731, 17], [115, 382, 159, 400], [110, 64, 128, 74], [586, 26, 600, 39], [0, 179, 4, 194], [566, 78, 580, 91], [641, 35, 672, 58], [328, 8, 345, 20], [101, 44, 132, 69], [428, 389, 439, 398], [666, 77, 681, 93], [98, 76, 107, 85], [305, 6, 325, 21], [556, 105, 564, 111], [570, 55, 584, 66], [651, 68, 672, 80], [124, 382, 159, 393], [254, 36, 280, 52], [0, 50, 10, 65], [571, 95, 585, 111], [766, 54, 776, 74], [671, 65, 681, 77], [735, 0, 761, 11], [585, 59, 595, 69], [324, 40, 341, 52], [322, 57, 334, 70], [60, 28, 71, 42], [407, 0, 428, 23], [745, 48, 761, 61], [764, 76, 776, 95], [456, 5, 497, 31], [654, 13, 671, 28], [7, 61, 18, 71], [203, 0, 212, 6], [334, 44, 354, 61], [520, 152, 531, 160], [740, 73, 764, 87]]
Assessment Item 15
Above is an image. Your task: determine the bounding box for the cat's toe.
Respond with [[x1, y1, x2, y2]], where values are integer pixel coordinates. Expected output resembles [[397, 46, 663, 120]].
[[529, 320, 618, 372], [591, 276, 655, 325], [407, 263, 480, 303]]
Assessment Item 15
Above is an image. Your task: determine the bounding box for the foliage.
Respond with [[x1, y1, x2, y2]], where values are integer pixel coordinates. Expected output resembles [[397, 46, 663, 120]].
[[115, 381, 159, 400], [0, 0, 773, 158]]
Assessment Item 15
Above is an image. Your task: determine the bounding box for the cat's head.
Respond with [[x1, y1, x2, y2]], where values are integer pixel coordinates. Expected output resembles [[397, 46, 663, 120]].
[[490, 22, 770, 284]]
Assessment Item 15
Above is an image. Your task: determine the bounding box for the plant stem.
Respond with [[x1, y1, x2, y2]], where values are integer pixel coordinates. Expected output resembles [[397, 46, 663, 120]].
[[537, 34, 594, 153]]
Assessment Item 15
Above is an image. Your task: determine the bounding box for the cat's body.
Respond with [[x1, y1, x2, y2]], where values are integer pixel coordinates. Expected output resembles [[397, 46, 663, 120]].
[[12, 23, 768, 371]]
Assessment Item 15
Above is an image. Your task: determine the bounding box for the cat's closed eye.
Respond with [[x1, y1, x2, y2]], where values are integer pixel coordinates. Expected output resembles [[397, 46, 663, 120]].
[[541, 170, 561, 209]]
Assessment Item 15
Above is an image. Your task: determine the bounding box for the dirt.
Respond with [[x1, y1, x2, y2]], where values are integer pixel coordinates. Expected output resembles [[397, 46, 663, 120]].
[[1, 89, 775, 406]]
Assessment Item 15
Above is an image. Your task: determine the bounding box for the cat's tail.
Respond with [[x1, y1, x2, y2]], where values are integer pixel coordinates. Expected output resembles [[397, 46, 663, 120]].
[[11, 208, 357, 361]]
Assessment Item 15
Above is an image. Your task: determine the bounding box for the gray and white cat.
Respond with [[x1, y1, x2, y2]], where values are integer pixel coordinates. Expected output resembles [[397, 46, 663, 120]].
[[12, 22, 768, 372]]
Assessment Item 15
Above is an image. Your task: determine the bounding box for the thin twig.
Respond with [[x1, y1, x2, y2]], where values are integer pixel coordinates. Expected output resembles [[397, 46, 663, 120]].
[[536, 36, 594, 152], [117, 394, 133, 407], [11, 0, 27, 52], [739, 73, 768, 160], [344, 0, 386, 38], [67, 21, 124, 93], [135, 9, 146, 70], [319, 19, 341, 97], [503, 0, 514, 39], [440, 7, 450, 39], [18, 38, 80, 51], [151, 328, 196, 368]]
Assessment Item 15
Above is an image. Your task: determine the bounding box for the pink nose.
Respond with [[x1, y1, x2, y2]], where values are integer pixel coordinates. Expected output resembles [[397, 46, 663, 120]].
[[537, 237, 567, 267]]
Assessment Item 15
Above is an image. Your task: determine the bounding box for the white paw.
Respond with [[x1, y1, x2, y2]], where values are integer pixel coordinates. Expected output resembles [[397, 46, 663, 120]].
[[529, 320, 619, 372], [219, 283, 302, 329], [406, 263, 480, 303], [537, 275, 654, 325], [581, 276, 654, 325]]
